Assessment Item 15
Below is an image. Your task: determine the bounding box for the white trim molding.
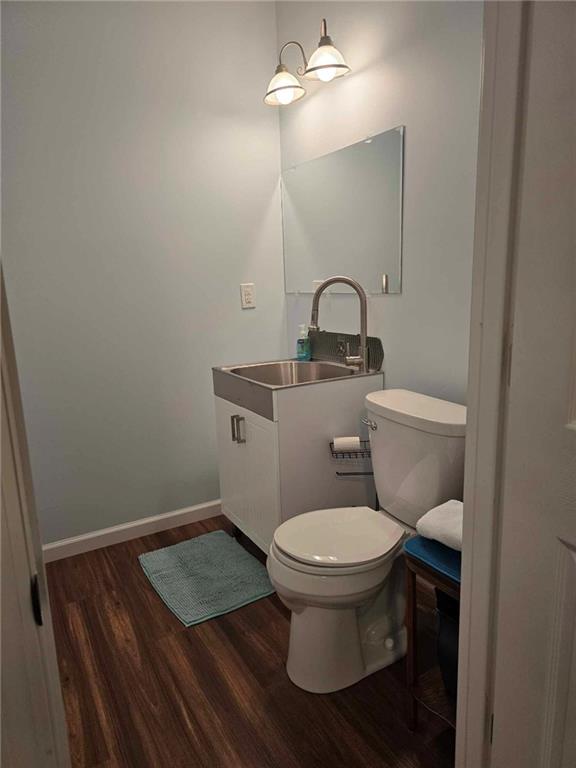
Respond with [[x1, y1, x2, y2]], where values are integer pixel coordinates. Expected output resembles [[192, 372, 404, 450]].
[[455, 3, 528, 767], [42, 499, 221, 563]]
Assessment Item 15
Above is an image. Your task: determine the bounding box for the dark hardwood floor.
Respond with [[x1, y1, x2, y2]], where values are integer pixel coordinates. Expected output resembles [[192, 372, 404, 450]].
[[46, 516, 454, 768]]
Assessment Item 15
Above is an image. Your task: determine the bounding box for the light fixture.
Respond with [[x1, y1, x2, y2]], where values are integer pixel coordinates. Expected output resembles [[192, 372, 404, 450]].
[[264, 19, 350, 106], [304, 19, 351, 83], [264, 42, 307, 106]]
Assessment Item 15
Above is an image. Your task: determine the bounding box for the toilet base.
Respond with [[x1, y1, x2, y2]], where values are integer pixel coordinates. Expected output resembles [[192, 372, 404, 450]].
[[286, 603, 407, 694]]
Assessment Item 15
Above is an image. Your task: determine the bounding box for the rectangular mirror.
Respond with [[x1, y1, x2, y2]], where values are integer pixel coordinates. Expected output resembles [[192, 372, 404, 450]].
[[281, 126, 404, 295]]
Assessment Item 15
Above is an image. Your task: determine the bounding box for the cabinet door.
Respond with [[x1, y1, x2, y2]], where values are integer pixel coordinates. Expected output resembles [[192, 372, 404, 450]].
[[243, 413, 281, 551], [214, 397, 248, 527], [214, 397, 281, 552]]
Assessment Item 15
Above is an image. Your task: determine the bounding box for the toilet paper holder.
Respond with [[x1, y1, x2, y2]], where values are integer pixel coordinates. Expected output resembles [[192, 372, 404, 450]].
[[329, 439, 371, 460]]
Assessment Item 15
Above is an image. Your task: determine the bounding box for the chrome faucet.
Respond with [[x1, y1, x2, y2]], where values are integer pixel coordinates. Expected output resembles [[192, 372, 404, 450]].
[[309, 276, 368, 373]]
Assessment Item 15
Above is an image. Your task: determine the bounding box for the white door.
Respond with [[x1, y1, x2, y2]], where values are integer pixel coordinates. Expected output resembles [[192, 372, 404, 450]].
[[488, 3, 576, 766], [1, 275, 71, 768]]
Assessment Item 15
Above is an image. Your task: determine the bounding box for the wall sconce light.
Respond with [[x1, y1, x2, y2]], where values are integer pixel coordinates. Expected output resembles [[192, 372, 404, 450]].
[[304, 19, 351, 82], [264, 42, 307, 106], [264, 19, 350, 107]]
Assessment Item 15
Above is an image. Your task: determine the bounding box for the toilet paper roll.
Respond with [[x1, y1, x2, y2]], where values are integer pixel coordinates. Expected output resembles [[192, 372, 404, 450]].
[[333, 436, 362, 452]]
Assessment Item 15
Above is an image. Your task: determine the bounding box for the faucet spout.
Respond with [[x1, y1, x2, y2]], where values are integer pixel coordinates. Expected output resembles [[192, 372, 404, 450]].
[[309, 276, 368, 373]]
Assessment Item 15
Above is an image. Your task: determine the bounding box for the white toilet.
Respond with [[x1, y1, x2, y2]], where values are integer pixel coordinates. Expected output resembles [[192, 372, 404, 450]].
[[267, 389, 466, 694]]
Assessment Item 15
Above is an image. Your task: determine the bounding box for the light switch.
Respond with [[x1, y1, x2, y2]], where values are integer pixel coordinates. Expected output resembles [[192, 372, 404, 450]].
[[240, 283, 256, 309]]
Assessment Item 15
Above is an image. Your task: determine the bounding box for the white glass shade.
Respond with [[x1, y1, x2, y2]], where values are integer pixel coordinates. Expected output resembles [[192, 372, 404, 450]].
[[304, 44, 350, 82], [264, 69, 306, 106]]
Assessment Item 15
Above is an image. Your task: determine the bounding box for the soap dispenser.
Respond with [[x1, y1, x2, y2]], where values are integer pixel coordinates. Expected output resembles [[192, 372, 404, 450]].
[[296, 324, 311, 361]]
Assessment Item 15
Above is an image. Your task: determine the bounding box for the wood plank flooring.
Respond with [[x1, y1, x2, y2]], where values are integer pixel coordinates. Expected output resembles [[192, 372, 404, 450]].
[[46, 516, 454, 768]]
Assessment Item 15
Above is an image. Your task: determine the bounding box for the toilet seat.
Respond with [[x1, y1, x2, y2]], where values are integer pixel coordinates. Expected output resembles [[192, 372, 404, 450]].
[[271, 540, 401, 577], [273, 506, 405, 572]]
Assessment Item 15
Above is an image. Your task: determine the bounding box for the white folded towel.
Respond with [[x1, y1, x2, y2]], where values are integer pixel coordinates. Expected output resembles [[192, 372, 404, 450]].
[[416, 499, 463, 552]]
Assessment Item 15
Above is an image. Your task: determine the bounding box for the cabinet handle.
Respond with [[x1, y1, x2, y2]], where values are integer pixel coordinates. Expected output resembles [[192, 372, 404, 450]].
[[230, 415, 246, 443], [235, 416, 246, 444]]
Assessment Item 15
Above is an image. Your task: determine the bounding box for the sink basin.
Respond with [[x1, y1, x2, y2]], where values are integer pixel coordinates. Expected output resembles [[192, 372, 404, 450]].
[[228, 360, 354, 386], [213, 358, 382, 420]]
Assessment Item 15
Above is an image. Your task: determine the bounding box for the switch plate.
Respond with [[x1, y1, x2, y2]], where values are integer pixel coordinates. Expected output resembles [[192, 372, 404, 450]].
[[312, 280, 324, 293], [240, 283, 256, 309]]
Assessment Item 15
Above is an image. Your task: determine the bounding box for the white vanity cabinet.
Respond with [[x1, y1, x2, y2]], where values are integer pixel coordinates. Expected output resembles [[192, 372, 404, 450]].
[[214, 371, 384, 553]]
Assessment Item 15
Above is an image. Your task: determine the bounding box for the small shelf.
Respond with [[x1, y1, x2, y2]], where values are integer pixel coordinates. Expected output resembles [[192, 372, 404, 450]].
[[329, 440, 372, 460]]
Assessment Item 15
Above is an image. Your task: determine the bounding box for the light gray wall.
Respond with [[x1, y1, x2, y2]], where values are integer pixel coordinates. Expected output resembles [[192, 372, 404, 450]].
[[2, 2, 286, 542], [3, 1, 483, 545], [277, 1, 483, 404]]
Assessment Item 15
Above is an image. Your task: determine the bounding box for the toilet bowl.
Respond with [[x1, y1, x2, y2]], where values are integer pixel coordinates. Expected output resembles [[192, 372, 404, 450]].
[[267, 389, 466, 694], [268, 506, 407, 693]]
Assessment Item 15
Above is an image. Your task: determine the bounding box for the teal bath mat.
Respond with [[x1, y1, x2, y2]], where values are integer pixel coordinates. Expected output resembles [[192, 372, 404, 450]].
[[139, 530, 274, 626]]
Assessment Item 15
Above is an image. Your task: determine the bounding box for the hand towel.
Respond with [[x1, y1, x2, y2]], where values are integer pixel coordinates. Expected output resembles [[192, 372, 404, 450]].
[[416, 499, 463, 552]]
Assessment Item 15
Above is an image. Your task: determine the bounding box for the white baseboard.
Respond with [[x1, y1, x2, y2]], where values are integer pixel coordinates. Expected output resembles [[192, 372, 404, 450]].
[[42, 499, 221, 563]]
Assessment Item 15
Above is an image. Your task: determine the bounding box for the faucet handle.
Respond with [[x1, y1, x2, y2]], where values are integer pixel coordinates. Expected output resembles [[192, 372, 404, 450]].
[[346, 342, 367, 370]]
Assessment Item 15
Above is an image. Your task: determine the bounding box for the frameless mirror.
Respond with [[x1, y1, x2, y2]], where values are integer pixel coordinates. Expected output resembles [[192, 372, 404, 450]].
[[281, 126, 404, 294]]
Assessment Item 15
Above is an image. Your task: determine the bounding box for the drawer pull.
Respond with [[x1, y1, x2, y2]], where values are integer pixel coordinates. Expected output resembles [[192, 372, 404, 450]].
[[231, 415, 246, 444], [235, 416, 246, 444]]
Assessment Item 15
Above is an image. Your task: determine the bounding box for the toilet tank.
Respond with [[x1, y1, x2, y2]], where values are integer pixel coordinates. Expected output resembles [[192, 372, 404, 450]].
[[365, 389, 466, 529]]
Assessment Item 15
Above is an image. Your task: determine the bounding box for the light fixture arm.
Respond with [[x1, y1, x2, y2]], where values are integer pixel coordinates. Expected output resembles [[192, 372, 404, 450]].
[[278, 40, 308, 77], [319, 18, 332, 46]]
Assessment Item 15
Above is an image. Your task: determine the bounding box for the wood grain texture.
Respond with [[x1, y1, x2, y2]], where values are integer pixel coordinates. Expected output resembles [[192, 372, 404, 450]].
[[47, 516, 453, 768]]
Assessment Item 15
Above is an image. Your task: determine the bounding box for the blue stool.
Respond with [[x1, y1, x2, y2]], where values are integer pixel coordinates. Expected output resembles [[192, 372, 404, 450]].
[[403, 536, 461, 730]]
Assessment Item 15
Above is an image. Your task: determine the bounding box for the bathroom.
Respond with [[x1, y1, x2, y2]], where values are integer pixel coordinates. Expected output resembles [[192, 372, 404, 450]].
[[2, 2, 575, 768]]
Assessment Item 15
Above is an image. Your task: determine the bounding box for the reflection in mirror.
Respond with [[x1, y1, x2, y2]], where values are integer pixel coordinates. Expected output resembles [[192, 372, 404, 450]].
[[282, 127, 404, 294]]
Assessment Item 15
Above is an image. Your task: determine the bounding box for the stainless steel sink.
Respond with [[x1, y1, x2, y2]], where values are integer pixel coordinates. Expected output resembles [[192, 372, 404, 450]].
[[227, 360, 354, 386], [213, 358, 380, 420]]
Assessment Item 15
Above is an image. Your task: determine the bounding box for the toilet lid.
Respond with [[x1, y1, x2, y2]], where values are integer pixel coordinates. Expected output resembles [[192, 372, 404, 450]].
[[273, 507, 404, 567]]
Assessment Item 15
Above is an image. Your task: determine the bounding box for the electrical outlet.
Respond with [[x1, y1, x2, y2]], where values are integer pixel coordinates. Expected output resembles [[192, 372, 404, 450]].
[[240, 283, 256, 309]]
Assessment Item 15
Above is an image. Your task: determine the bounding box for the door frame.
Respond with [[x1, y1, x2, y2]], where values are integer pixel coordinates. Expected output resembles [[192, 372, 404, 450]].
[[455, 2, 528, 766], [0, 3, 535, 766], [1, 272, 71, 767]]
